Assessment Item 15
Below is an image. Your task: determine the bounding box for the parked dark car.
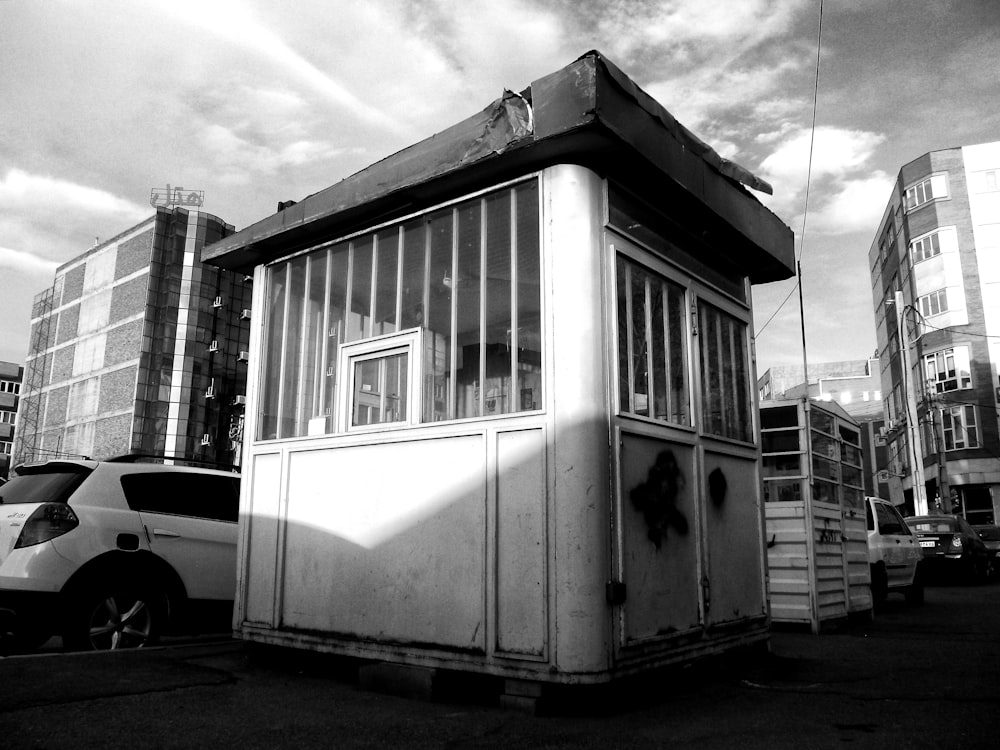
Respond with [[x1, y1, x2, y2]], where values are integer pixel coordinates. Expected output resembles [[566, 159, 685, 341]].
[[972, 524, 1000, 578], [904, 514, 991, 583]]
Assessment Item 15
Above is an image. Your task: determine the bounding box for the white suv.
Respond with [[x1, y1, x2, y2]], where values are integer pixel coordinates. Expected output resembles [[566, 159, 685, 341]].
[[865, 496, 924, 607], [0, 456, 239, 652]]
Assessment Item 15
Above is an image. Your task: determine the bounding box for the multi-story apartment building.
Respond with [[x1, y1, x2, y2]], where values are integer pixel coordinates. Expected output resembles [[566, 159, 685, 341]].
[[0, 361, 23, 478], [869, 141, 1000, 524], [14, 207, 252, 470]]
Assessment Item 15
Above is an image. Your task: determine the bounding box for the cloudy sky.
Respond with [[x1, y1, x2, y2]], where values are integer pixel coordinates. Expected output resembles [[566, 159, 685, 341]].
[[2, 0, 998, 376]]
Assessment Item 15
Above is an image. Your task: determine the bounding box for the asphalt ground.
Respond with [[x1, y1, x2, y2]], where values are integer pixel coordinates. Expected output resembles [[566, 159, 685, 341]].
[[1, 579, 998, 749]]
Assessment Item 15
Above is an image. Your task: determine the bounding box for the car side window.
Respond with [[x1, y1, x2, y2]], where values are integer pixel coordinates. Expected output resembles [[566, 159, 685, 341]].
[[876, 503, 904, 535], [866, 501, 875, 532], [121, 472, 240, 522], [887, 505, 912, 536]]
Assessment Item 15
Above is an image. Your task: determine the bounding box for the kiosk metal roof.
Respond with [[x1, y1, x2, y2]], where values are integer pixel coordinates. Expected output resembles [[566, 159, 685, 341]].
[[203, 50, 794, 283]]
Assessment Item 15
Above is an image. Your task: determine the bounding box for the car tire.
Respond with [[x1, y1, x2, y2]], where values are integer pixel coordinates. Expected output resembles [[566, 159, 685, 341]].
[[870, 564, 888, 609], [63, 579, 166, 651], [904, 565, 925, 605]]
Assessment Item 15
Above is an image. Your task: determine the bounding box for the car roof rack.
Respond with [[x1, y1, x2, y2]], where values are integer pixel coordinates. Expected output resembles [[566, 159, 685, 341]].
[[105, 453, 240, 473]]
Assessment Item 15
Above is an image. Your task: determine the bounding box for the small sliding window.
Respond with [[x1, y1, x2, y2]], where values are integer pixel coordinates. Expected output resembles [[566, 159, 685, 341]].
[[339, 330, 421, 432]]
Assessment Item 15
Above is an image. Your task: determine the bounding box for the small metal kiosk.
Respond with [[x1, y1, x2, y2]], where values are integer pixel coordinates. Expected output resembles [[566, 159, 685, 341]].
[[204, 51, 794, 702], [761, 399, 873, 632]]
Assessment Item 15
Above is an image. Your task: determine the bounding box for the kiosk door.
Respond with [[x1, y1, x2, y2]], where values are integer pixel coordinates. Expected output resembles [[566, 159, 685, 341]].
[[614, 431, 703, 649]]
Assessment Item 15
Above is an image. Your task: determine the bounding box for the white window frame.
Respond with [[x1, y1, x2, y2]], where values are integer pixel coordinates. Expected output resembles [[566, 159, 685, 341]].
[[911, 231, 941, 264], [942, 404, 978, 451], [918, 288, 948, 318], [924, 346, 972, 393], [904, 173, 949, 212], [338, 329, 422, 433]]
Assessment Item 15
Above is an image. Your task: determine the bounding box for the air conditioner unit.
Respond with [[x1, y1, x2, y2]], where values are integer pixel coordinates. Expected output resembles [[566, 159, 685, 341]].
[[201, 433, 212, 446], [213, 296, 223, 308], [234, 395, 247, 406], [208, 340, 220, 352], [237, 350, 250, 363], [239, 308, 251, 321]]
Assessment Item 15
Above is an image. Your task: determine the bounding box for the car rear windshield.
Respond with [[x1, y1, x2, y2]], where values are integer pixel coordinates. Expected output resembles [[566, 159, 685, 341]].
[[907, 518, 957, 533], [0, 469, 91, 505]]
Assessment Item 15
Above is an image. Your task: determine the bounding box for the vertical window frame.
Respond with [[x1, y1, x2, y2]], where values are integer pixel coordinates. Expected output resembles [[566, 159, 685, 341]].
[[255, 176, 543, 442], [614, 251, 692, 427]]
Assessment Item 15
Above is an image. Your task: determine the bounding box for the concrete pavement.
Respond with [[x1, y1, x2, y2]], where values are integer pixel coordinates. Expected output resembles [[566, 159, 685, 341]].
[[2, 581, 998, 749]]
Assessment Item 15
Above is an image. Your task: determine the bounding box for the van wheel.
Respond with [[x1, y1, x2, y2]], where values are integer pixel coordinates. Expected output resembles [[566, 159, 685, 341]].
[[870, 564, 888, 610], [904, 566, 925, 605], [64, 580, 166, 651]]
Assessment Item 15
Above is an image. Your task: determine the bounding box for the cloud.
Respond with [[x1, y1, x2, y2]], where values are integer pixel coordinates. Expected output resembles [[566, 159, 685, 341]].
[[0, 169, 149, 221], [199, 124, 366, 180], [755, 126, 889, 232], [759, 126, 887, 186], [805, 171, 894, 235], [147, 0, 412, 138], [0, 246, 60, 276]]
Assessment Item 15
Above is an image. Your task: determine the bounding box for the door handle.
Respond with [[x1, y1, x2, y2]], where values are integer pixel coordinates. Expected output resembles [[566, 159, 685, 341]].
[[152, 528, 181, 538]]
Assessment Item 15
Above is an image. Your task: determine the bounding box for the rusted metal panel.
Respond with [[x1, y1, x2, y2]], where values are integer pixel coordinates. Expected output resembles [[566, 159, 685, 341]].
[[616, 433, 701, 645]]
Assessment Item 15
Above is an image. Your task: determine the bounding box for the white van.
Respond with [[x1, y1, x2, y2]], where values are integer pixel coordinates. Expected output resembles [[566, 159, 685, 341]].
[[865, 496, 924, 607]]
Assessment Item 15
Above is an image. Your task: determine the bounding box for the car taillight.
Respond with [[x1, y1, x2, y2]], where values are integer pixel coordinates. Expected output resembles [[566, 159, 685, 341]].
[[14, 503, 80, 548], [950, 534, 964, 550]]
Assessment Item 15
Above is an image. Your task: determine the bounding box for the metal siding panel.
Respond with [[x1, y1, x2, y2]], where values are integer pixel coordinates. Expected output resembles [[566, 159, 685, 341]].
[[495, 427, 547, 657]]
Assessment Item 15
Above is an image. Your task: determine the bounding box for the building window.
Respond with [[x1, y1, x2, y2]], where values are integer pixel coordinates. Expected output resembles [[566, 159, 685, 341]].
[[258, 179, 541, 441], [0, 440, 11, 454], [699, 301, 752, 442], [0, 381, 19, 394], [942, 405, 978, 450], [616, 257, 690, 425], [918, 289, 948, 317], [904, 174, 948, 212], [911, 232, 941, 263], [971, 169, 999, 193], [0, 411, 15, 425], [924, 346, 972, 392]]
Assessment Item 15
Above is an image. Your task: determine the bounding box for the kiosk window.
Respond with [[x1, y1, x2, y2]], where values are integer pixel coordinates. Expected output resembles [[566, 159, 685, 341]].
[[351, 350, 408, 427], [616, 256, 690, 425], [259, 178, 542, 440], [698, 301, 752, 442]]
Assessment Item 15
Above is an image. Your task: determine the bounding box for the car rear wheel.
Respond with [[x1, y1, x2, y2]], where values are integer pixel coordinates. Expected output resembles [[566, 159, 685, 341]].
[[64, 581, 166, 651]]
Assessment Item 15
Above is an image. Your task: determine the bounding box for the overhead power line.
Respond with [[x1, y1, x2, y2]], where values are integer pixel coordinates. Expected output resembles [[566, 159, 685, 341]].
[[755, 0, 824, 341]]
